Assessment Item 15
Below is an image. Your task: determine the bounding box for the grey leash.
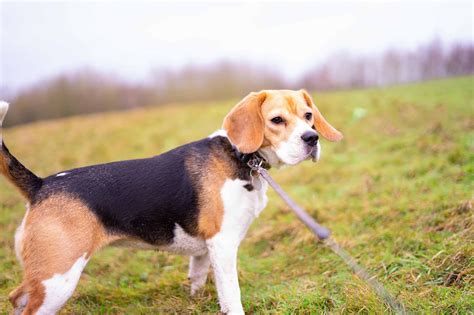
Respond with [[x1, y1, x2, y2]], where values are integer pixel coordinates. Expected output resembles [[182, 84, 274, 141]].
[[251, 162, 406, 314]]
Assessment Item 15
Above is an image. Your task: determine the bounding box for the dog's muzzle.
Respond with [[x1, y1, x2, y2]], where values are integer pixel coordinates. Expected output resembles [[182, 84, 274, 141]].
[[301, 131, 319, 147]]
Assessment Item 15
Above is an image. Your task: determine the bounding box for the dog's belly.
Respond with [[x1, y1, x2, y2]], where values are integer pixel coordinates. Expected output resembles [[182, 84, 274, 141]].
[[112, 224, 207, 257], [158, 224, 207, 256]]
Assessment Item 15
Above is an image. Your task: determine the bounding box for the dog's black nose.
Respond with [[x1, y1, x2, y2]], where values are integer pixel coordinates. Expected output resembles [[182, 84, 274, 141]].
[[301, 131, 319, 147]]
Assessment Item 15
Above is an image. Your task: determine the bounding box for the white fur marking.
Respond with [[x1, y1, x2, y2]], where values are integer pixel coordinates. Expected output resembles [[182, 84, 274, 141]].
[[0, 101, 9, 125], [208, 129, 228, 139], [55, 172, 68, 177], [219, 178, 268, 242], [161, 224, 207, 256], [14, 206, 29, 267], [258, 146, 283, 168], [275, 119, 316, 165], [314, 141, 321, 162], [0, 101, 9, 143], [36, 253, 89, 315], [206, 178, 268, 314]]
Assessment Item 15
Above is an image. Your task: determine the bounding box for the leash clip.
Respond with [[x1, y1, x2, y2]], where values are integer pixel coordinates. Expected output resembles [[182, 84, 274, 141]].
[[247, 155, 264, 191], [247, 155, 264, 172]]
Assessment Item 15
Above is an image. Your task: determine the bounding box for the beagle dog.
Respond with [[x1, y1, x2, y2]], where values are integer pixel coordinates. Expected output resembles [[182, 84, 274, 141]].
[[0, 90, 342, 315]]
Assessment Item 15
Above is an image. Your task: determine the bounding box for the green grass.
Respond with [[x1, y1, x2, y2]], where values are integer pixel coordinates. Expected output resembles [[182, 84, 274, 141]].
[[1, 76, 473, 313]]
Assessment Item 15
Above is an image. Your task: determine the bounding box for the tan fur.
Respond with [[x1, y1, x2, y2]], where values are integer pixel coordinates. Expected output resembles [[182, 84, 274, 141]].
[[195, 158, 227, 239], [284, 95, 297, 112], [259, 90, 312, 151], [9, 194, 121, 314], [223, 91, 267, 153], [189, 147, 239, 239], [224, 90, 342, 156], [301, 90, 343, 142]]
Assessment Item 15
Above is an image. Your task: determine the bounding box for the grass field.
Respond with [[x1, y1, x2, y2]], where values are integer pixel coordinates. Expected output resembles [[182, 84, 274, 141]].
[[0, 76, 473, 314]]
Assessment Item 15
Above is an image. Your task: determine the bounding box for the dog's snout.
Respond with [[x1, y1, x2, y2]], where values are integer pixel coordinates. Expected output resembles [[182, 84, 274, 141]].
[[301, 131, 319, 147]]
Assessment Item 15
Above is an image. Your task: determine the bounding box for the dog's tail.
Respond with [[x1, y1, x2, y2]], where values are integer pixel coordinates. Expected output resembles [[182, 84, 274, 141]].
[[0, 102, 42, 201]]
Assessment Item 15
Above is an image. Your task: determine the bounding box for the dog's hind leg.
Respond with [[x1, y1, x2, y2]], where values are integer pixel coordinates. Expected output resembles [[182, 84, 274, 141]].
[[10, 208, 30, 314], [12, 195, 118, 314], [15, 258, 88, 315], [21, 253, 89, 315]]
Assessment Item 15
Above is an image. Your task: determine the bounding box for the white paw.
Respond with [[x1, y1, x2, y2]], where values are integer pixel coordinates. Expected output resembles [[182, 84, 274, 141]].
[[189, 275, 207, 296]]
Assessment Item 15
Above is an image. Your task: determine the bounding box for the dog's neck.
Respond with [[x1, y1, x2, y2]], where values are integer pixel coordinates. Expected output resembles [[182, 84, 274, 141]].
[[231, 146, 271, 171]]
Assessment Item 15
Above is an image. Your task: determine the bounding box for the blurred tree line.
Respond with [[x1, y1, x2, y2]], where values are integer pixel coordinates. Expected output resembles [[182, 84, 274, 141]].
[[3, 39, 473, 126], [300, 39, 474, 90]]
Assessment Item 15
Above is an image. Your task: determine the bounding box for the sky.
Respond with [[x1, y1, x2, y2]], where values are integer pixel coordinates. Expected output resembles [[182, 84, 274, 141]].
[[1, 1, 472, 94]]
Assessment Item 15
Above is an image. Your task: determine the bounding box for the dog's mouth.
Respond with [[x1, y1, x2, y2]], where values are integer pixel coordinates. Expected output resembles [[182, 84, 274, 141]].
[[301, 145, 319, 162], [309, 145, 319, 162], [310, 148, 318, 162]]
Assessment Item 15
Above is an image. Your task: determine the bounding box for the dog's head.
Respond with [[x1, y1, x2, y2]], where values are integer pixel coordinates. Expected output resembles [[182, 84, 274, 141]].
[[223, 90, 343, 166]]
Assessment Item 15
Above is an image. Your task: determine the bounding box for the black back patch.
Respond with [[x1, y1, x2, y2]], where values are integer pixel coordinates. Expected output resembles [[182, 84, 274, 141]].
[[35, 136, 252, 246]]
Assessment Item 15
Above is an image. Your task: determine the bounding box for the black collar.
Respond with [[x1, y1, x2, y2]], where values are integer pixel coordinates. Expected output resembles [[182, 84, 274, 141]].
[[232, 146, 271, 170]]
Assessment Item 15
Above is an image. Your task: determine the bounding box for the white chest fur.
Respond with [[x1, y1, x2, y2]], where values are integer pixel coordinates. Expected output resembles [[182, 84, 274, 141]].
[[219, 178, 268, 243], [163, 177, 268, 255], [203, 178, 268, 314]]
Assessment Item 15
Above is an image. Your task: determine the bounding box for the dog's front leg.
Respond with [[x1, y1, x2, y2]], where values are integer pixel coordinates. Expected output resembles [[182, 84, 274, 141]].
[[188, 254, 211, 295], [207, 238, 244, 314]]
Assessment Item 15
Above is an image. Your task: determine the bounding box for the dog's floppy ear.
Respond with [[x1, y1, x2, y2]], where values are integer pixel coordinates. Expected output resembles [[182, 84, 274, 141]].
[[301, 90, 343, 142], [223, 91, 267, 153]]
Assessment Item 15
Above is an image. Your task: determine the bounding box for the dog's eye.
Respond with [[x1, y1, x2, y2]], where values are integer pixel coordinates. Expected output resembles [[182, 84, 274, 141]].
[[305, 112, 312, 120], [271, 116, 284, 124]]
